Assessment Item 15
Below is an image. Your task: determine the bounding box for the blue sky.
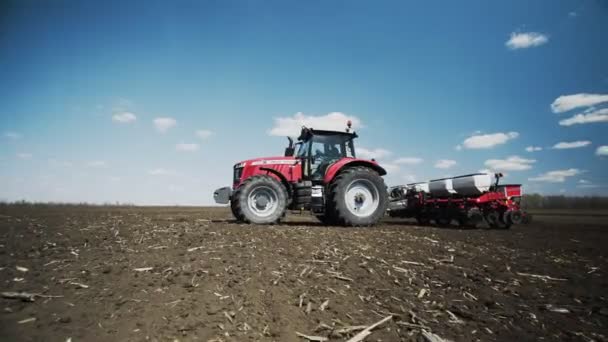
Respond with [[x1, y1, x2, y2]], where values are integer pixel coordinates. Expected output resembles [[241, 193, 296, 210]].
[[1, 0, 607, 204]]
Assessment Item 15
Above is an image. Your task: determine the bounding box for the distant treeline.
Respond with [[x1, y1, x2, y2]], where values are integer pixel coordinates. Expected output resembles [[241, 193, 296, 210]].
[[0, 200, 136, 207], [522, 194, 608, 210]]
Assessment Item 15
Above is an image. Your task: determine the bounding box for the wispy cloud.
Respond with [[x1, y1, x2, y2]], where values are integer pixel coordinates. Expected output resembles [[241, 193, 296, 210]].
[[268, 112, 361, 137], [529, 168, 582, 182], [551, 93, 608, 113], [577, 179, 604, 189], [176, 143, 200, 152], [506, 32, 548, 50], [49, 159, 73, 167], [394, 157, 423, 165], [484, 156, 536, 171], [559, 108, 608, 126], [16, 153, 32, 160], [596, 145, 608, 156], [357, 147, 392, 160], [434, 159, 456, 169], [380, 163, 400, 173], [196, 129, 214, 140], [4, 132, 21, 139], [552, 140, 592, 149], [87, 160, 107, 168], [459, 132, 519, 149], [112, 111, 137, 123], [402, 174, 417, 183], [148, 168, 176, 176], [525, 146, 542, 152], [153, 117, 177, 133]]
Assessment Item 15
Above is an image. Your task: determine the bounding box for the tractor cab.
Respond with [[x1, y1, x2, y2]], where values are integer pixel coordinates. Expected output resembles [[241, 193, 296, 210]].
[[286, 126, 358, 182]]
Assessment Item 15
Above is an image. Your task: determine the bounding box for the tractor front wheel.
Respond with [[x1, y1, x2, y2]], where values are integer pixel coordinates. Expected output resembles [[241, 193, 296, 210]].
[[232, 175, 287, 224], [328, 167, 388, 226], [230, 199, 245, 222]]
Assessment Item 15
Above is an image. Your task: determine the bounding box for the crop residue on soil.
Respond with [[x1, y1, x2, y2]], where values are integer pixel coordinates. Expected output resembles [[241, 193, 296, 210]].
[[0, 206, 607, 341]]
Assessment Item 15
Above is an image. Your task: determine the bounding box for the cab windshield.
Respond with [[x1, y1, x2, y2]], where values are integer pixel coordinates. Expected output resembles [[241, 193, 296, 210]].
[[296, 134, 355, 159]]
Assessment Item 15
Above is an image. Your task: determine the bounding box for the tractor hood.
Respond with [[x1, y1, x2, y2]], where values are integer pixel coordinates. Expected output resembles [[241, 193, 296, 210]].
[[234, 156, 298, 168]]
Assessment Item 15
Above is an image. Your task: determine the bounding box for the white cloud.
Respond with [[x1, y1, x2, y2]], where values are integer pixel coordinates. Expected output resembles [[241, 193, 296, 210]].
[[596, 145, 608, 156], [568, 11, 577, 17], [402, 174, 417, 183], [196, 129, 214, 139], [525, 146, 543, 152], [49, 159, 73, 167], [153, 117, 177, 133], [268, 112, 362, 137], [394, 157, 423, 165], [357, 147, 392, 160], [506, 32, 548, 50], [168, 184, 184, 192], [484, 156, 536, 171], [148, 168, 175, 176], [4, 132, 21, 139], [559, 108, 608, 126], [176, 143, 200, 152], [87, 160, 107, 168], [578, 179, 591, 184], [16, 153, 32, 160], [380, 163, 400, 173], [552, 140, 592, 149], [461, 132, 519, 149], [435, 159, 457, 169], [529, 168, 582, 182], [112, 111, 137, 123], [578, 183, 601, 189], [551, 93, 608, 113]]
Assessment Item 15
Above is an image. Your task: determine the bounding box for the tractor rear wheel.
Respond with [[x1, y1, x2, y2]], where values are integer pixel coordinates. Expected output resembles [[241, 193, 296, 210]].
[[327, 167, 388, 226], [232, 175, 287, 224]]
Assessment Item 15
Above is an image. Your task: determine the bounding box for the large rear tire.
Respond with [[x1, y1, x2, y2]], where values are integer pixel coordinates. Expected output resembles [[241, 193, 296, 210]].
[[327, 167, 388, 226], [232, 175, 287, 224]]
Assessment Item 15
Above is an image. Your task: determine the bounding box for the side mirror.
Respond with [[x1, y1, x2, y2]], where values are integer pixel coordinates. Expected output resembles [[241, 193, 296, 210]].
[[284, 147, 295, 156], [285, 137, 295, 156]]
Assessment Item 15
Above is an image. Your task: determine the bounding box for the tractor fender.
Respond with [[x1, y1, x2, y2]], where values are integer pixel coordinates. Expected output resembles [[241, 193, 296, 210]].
[[324, 159, 387, 184], [259, 167, 293, 197]]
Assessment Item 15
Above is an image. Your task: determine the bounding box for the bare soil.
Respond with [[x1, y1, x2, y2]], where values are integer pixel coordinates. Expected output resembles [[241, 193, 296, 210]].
[[0, 206, 607, 342]]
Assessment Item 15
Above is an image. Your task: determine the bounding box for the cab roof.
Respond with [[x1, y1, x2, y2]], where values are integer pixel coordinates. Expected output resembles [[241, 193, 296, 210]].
[[297, 127, 358, 141]]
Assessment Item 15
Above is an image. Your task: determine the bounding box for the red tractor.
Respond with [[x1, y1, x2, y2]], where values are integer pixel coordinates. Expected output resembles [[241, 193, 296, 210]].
[[214, 122, 388, 225]]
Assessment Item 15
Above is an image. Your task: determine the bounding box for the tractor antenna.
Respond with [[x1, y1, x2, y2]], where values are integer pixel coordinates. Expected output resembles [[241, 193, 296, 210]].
[[346, 120, 352, 133]]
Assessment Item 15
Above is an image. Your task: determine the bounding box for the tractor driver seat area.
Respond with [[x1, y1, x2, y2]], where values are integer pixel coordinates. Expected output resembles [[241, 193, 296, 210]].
[[311, 145, 341, 181]]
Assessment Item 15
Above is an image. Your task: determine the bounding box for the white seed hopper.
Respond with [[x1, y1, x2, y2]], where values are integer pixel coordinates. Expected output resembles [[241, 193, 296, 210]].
[[452, 173, 493, 196], [429, 178, 456, 196]]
